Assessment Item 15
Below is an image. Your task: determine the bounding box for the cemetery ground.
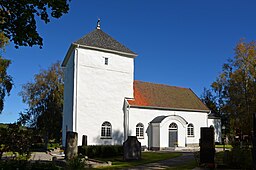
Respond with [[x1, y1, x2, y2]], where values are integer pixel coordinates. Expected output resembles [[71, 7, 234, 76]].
[[0, 145, 253, 169], [0, 149, 197, 169], [94, 152, 188, 169]]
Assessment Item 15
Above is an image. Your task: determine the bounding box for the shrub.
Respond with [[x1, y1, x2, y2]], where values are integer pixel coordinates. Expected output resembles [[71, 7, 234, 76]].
[[224, 146, 252, 169], [48, 143, 61, 150], [0, 160, 28, 170], [78, 145, 123, 158], [67, 156, 87, 170], [30, 143, 45, 152], [30, 161, 60, 170], [0, 160, 60, 170], [0, 124, 32, 159]]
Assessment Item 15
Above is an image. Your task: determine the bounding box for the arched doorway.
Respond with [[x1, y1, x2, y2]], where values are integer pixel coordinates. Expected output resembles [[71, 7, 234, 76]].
[[169, 122, 178, 147]]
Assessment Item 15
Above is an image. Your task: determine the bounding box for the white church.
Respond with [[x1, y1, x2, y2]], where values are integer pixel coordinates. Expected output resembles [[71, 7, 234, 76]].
[[62, 21, 221, 150]]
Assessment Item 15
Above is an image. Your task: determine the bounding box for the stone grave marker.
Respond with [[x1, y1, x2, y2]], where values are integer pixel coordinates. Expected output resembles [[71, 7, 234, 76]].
[[123, 136, 141, 160], [82, 135, 87, 146], [200, 127, 215, 165], [65, 131, 78, 160]]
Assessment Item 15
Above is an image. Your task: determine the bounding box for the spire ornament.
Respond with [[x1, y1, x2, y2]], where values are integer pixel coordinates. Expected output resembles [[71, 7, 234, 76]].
[[96, 18, 100, 29]]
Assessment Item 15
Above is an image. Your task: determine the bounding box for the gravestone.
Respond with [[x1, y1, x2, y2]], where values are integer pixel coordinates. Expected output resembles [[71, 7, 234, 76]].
[[200, 127, 215, 165], [65, 131, 78, 160], [123, 136, 141, 160], [82, 135, 87, 146]]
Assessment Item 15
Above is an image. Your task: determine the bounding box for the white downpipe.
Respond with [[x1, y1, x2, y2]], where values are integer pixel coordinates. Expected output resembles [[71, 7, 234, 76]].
[[127, 104, 130, 138], [124, 100, 130, 141]]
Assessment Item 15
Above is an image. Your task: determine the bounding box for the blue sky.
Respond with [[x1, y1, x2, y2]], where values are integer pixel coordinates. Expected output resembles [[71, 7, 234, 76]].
[[1, 0, 256, 123]]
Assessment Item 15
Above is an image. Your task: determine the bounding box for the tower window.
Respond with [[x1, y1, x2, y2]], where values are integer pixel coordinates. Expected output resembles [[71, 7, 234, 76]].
[[104, 57, 108, 65]]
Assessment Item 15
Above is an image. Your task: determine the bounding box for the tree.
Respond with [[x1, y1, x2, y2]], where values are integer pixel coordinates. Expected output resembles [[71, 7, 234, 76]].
[[210, 40, 256, 168], [0, 32, 13, 113], [201, 88, 218, 114], [0, 0, 70, 48], [210, 40, 256, 138], [19, 62, 64, 146], [0, 123, 32, 159]]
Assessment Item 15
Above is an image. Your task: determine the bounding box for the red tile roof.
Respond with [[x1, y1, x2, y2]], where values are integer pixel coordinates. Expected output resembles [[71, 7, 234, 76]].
[[127, 81, 209, 111]]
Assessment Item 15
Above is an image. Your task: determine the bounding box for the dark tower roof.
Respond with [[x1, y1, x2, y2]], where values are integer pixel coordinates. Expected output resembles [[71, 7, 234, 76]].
[[74, 29, 137, 56], [62, 21, 137, 67]]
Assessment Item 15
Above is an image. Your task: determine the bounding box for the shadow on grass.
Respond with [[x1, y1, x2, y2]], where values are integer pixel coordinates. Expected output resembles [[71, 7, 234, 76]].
[[165, 159, 197, 170], [95, 152, 182, 169]]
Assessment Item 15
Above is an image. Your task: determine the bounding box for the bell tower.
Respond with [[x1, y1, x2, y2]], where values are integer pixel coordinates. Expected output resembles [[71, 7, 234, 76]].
[[62, 20, 137, 146]]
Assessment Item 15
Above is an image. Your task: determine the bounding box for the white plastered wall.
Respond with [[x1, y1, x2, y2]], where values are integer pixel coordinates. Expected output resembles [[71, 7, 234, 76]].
[[160, 117, 186, 147], [62, 51, 75, 146], [208, 118, 222, 143], [128, 107, 208, 148], [75, 48, 134, 145]]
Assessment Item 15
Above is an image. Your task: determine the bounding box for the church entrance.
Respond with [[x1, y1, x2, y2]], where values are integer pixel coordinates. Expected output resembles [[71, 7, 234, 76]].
[[169, 122, 178, 147]]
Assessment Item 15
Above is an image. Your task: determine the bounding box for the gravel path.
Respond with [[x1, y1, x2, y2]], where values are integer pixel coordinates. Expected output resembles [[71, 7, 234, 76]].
[[121, 152, 195, 170], [29, 152, 53, 161]]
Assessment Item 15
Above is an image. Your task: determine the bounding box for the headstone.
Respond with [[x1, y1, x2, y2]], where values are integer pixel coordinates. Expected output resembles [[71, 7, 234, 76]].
[[200, 127, 215, 165], [65, 131, 78, 160], [123, 136, 141, 160], [82, 135, 87, 146]]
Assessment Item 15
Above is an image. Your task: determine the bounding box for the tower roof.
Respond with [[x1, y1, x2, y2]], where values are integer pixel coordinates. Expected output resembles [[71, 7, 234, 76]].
[[62, 22, 137, 67], [74, 28, 137, 56]]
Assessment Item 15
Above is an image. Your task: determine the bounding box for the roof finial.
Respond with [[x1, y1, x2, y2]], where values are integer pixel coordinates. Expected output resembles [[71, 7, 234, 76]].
[[96, 18, 101, 30]]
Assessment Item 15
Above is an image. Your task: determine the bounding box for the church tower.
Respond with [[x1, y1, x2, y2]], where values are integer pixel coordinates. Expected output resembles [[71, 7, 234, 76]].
[[62, 20, 137, 146]]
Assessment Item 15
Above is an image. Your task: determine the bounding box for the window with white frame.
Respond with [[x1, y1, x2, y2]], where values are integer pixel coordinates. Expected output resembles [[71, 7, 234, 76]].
[[169, 123, 178, 130], [101, 121, 112, 138], [187, 123, 194, 137], [136, 123, 144, 138]]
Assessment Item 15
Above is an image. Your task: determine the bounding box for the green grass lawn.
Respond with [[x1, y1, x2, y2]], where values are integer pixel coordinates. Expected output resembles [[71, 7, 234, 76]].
[[2, 152, 29, 160], [95, 152, 182, 169], [215, 144, 233, 149], [2, 152, 14, 157]]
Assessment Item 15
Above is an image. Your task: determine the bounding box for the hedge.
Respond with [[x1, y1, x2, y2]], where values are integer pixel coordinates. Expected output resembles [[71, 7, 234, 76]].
[[78, 145, 123, 158], [0, 160, 60, 170]]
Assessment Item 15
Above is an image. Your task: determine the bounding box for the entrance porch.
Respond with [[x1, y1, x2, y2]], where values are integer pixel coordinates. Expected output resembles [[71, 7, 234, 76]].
[[148, 115, 188, 150]]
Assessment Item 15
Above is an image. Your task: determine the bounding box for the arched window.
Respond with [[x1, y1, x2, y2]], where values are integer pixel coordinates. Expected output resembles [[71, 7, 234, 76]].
[[187, 123, 194, 137], [169, 123, 178, 130], [136, 123, 144, 138], [101, 121, 112, 138]]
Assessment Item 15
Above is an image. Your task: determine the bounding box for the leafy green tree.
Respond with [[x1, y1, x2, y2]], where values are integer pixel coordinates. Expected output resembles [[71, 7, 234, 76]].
[[211, 40, 256, 138], [19, 62, 64, 147], [201, 88, 218, 113], [0, 32, 13, 113], [0, 123, 32, 160], [0, 0, 70, 48], [201, 87, 230, 133], [0, 124, 7, 159]]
